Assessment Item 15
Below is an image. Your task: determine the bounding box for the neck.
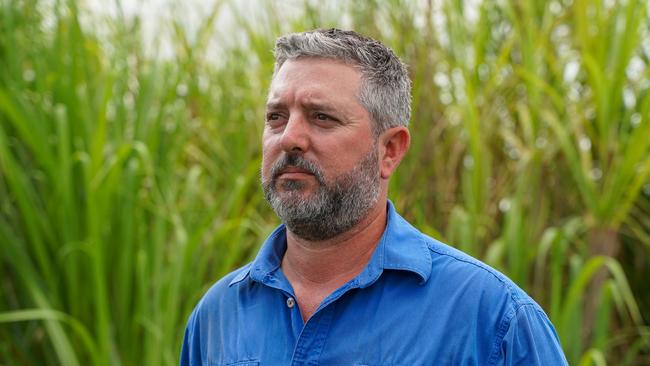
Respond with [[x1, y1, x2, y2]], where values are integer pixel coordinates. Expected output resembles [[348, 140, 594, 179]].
[[281, 198, 388, 321], [283, 199, 386, 282]]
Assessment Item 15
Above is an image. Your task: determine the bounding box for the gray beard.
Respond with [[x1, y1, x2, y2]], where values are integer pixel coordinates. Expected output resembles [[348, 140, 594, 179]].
[[261, 146, 380, 241]]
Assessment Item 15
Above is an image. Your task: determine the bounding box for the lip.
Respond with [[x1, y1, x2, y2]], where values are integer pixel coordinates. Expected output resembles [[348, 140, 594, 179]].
[[278, 172, 313, 179], [277, 167, 313, 179]]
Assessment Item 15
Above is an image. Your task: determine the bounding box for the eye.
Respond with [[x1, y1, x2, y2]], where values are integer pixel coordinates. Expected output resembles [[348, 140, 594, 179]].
[[266, 112, 288, 127], [266, 112, 281, 121], [315, 113, 330, 120], [314, 112, 340, 123]]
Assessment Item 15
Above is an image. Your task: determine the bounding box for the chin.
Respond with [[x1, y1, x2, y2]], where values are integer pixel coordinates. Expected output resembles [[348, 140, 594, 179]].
[[278, 179, 312, 192]]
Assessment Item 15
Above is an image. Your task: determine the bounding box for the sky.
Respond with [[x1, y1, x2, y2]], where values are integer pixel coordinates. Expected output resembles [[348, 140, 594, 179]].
[[81, 0, 307, 59]]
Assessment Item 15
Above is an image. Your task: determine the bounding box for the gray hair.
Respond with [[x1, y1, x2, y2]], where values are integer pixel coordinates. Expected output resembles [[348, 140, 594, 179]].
[[273, 28, 411, 135]]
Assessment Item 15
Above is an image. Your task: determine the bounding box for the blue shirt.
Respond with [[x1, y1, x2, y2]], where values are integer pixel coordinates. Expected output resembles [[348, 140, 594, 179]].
[[180, 202, 568, 365]]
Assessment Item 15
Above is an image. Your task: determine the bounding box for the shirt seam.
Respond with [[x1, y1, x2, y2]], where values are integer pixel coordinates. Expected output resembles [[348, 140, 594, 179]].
[[486, 303, 540, 366], [425, 239, 533, 305]]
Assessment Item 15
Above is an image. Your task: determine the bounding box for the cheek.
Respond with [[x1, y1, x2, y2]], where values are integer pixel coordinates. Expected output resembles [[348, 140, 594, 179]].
[[260, 154, 272, 181], [261, 143, 278, 180], [262, 132, 280, 155]]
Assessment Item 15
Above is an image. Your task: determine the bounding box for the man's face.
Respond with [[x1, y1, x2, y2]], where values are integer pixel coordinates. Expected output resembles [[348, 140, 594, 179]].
[[261, 58, 380, 241]]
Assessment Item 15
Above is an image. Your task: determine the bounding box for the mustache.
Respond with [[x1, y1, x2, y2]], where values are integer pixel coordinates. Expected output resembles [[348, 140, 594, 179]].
[[269, 153, 325, 184]]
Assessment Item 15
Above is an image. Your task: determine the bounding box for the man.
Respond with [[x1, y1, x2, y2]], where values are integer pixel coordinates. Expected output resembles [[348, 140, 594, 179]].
[[180, 28, 568, 365]]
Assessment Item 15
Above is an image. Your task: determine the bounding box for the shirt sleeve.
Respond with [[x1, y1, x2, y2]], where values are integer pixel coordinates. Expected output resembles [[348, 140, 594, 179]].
[[179, 308, 203, 366], [490, 304, 568, 366]]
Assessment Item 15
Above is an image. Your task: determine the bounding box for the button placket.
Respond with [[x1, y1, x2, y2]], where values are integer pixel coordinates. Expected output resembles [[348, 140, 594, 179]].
[[290, 303, 336, 365]]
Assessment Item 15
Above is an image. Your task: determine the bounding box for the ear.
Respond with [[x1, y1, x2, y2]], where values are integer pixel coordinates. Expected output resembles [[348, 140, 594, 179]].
[[378, 126, 410, 179]]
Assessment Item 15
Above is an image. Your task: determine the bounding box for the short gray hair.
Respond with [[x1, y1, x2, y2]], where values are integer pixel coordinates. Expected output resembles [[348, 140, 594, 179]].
[[273, 28, 411, 135]]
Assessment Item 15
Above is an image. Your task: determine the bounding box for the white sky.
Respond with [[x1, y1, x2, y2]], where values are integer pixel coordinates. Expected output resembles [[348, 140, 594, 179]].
[[80, 0, 317, 59], [79, 0, 444, 59]]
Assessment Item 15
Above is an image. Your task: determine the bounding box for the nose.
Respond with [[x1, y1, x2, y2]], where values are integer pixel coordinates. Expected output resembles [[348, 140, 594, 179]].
[[279, 113, 310, 152]]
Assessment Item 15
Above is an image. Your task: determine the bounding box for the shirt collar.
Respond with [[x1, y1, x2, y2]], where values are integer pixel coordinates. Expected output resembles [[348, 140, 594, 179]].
[[229, 200, 432, 287]]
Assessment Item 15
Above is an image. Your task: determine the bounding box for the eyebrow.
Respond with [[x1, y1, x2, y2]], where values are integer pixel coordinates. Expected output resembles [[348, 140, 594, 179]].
[[265, 100, 340, 113], [265, 101, 284, 111], [308, 101, 342, 115]]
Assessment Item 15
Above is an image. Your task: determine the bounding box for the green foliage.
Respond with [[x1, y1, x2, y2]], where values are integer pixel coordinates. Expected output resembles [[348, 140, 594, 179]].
[[1, 0, 649, 365]]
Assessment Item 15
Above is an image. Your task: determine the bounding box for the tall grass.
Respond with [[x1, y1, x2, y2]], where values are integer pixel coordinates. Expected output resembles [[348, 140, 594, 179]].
[[1, 0, 649, 365]]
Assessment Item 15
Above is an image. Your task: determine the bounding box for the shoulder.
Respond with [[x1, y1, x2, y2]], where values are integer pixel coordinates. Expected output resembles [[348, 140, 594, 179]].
[[386, 206, 533, 308], [422, 234, 537, 308], [417, 235, 566, 364]]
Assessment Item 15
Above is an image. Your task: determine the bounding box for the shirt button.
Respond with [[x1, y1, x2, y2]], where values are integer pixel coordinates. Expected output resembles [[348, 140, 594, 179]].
[[286, 297, 295, 308]]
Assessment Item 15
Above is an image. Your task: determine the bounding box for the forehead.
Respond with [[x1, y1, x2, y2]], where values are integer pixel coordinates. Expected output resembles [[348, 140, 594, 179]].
[[267, 58, 363, 107]]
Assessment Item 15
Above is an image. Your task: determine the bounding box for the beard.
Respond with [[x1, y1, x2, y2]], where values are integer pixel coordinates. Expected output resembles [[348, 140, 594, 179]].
[[261, 145, 380, 241]]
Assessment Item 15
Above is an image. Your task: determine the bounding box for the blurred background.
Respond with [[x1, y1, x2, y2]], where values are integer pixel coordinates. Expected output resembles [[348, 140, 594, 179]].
[[1, 0, 649, 364]]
